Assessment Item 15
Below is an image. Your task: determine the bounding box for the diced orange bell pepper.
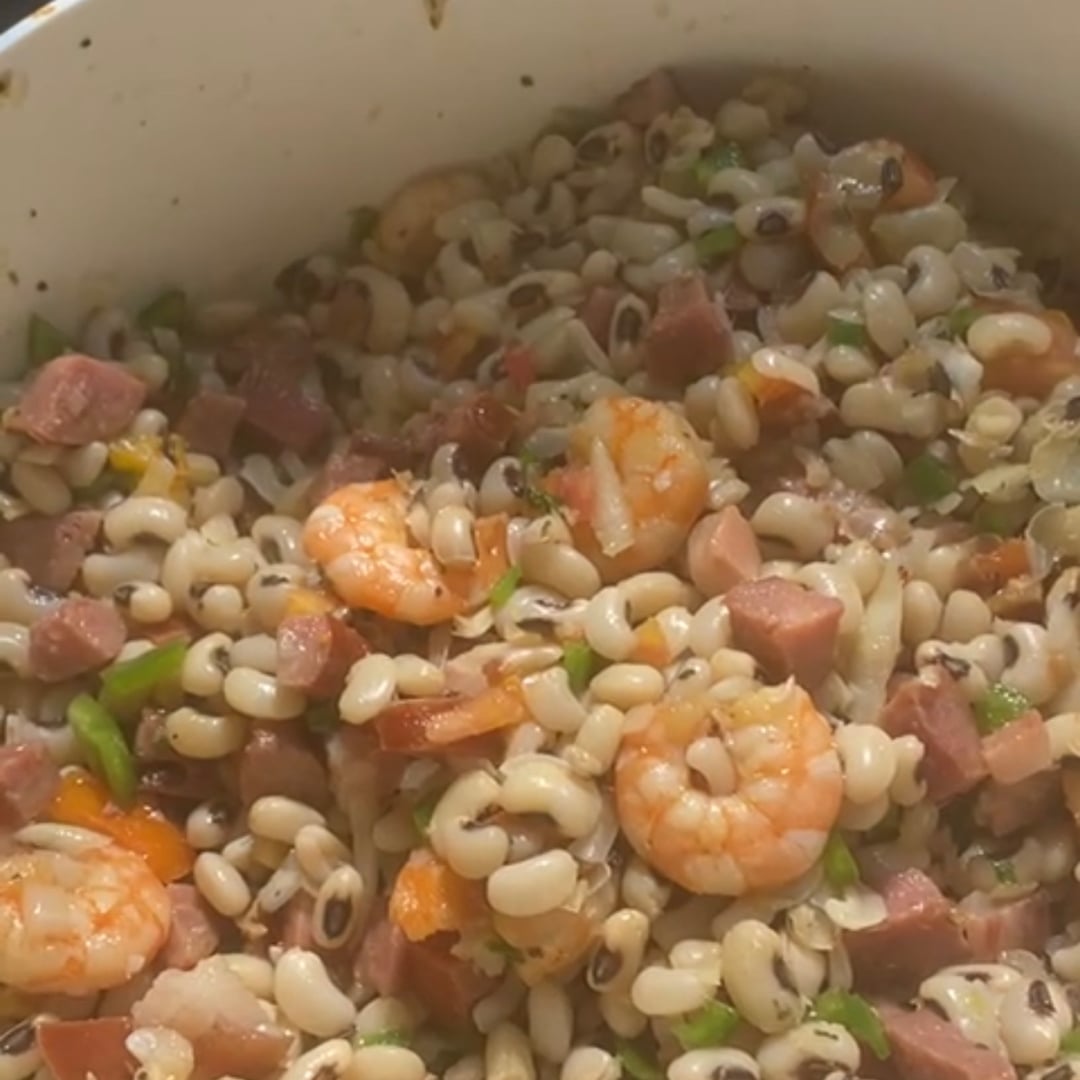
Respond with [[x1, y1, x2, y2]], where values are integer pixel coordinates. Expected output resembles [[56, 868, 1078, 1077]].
[[389, 848, 488, 942], [629, 617, 672, 667], [958, 538, 1030, 597], [978, 309, 1080, 398], [429, 327, 482, 379], [735, 360, 808, 425], [48, 769, 194, 883]]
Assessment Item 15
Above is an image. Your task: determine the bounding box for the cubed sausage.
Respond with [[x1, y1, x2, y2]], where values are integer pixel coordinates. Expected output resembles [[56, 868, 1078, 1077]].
[[0, 741, 61, 828], [726, 576, 843, 687], [175, 390, 247, 458], [957, 891, 1050, 962], [404, 939, 497, 1028], [975, 771, 1060, 837], [162, 884, 221, 970], [0, 509, 102, 591], [419, 392, 517, 476], [10, 354, 147, 445], [880, 673, 987, 804], [844, 868, 970, 993], [28, 597, 126, 682], [981, 709, 1052, 786], [644, 275, 734, 385], [686, 506, 762, 597], [276, 613, 371, 699], [237, 724, 329, 811], [355, 909, 410, 997], [37, 1018, 137, 1080], [877, 1004, 1016, 1080]]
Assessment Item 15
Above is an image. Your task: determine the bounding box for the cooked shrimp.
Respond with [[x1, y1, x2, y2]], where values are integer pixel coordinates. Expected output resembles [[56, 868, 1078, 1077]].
[[615, 680, 842, 895], [302, 477, 509, 625], [0, 839, 170, 994], [545, 396, 708, 582]]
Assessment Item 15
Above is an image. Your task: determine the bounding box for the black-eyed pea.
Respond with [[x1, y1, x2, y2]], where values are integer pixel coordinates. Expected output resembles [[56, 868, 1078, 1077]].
[[630, 965, 713, 1018], [863, 278, 916, 357], [527, 980, 574, 1065], [621, 856, 672, 921], [483, 1020, 536, 1080], [248, 796, 325, 846], [256, 856, 304, 913], [688, 597, 733, 658], [83, 546, 164, 598], [193, 852, 252, 918], [184, 800, 231, 851], [998, 977, 1072, 1066], [835, 724, 897, 805], [486, 851, 578, 918], [751, 493, 833, 560], [669, 1048, 761, 1080], [165, 707, 247, 760], [313, 865, 365, 950], [756, 1021, 860, 1080], [1001, 623, 1064, 706], [720, 920, 802, 1033], [223, 667, 306, 720], [561, 703, 625, 777], [280, 1039, 353, 1080], [523, 666, 589, 735], [274, 948, 356, 1038], [889, 734, 928, 806], [938, 589, 993, 644], [126, 1026, 195, 1080], [430, 770, 509, 880], [914, 641, 992, 701], [901, 579, 943, 648], [587, 908, 650, 994], [181, 632, 232, 696], [559, 1047, 620, 1080], [903, 244, 961, 319]]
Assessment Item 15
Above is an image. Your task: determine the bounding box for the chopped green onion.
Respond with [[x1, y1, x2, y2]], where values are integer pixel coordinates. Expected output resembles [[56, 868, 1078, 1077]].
[[522, 484, 563, 515], [27, 313, 71, 367], [811, 990, 890, 1061], [672, 1000, 741, 1050], [947, 305, 980, 339], [67, 694, 137, 807], [411, 791, 440, 836], [903, 453, 957, 505], [99, 639, 187, 717], [823, 831, 860, 891], [349, 206, 380, 247], [488, 936, 524, 963], [693, 142, 747, 191], [693, 225, 741, 264], [305, 702, 339, 736], [990, 858, 1018, 885], [972, 501, 1026, 539], [616, 1040, 664, 1080], [561, 641, 597, 695], [138, 289, 188, 332], [354, 1030, 410, 1048], [490, 565, 523, 609], [825, 314, 868, 348], [974, 683, 1031, 735], [1061, 1027, 1080, 1055]]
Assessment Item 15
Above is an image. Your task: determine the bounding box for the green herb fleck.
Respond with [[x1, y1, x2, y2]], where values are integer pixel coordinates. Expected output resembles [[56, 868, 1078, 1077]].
[[825, 313, 868, 348], [947, 305, 981, 339], [694, 224, 741, 264], [672, 1000, 741, 1050], [974, 683, 1031, 735], [1061, 1027, 1080, 1056], [903, 453, 957, 505], [27, 313, 71, 367], [355, 1030, 410, 1049], [349, 206, 380, 247], [811, 990, 890, 1060], [693, 142, 747, 192], [67, 694, 137, 808], [616, 1040, 664, 1080], [138, 289, 188, 333], [823, 831, 860, 891], [522, 484, 563, 515], [490, 565, 523, 610], [990, 858, 1018, 885], [561, 640, 597, 695]]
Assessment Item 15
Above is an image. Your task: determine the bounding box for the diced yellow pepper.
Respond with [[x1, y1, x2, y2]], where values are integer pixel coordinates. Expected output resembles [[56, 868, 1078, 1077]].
[[108, 434, 163, 474]]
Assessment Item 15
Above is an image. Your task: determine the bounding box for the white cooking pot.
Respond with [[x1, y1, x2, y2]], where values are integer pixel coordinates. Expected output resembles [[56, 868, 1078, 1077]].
[[0, 0, 1077, 375]]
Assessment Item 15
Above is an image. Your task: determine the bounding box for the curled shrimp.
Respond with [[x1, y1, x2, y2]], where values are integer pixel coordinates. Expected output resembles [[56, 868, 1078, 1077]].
[[545, 396, 708, 582], [0, 837, 170, 994], [615, 680, 842, 895], [303, 477, 509, 625]]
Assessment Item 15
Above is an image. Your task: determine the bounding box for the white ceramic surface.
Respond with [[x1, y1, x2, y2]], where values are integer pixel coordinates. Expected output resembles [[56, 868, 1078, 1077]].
[[0, 0, 1076, 375]]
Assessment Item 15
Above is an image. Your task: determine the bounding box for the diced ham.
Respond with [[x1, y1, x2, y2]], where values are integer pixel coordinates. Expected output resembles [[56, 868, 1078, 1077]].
[[9, 354, 147, 446], [0, 741, 61, 828], [975, 771, 1060, 837], [579, 285, 621, 346], [686, 506, 762, 597], [276, 613, 370, 699], [845, 869, 969, 993], [175, 390, 247, 458], [237, 724, 329, 810], [356, 910, 410, 997], [162, 884, 220, 970], [404, 938, 497, 1028], [372, 689, 514, 756], [420, 392, 517, 476], [37, 1017, 137, 1080], [879, 673, 987, 804], [614, 68, 681, 126], [643, 275, 734, 385], [725, 576, 843, 687], [132, 958, 290, 1080], [0, 509, 101, 591], [877, 1004, 1017, 1080], [981, 710, 1052, 786], [28, 596, 125, 682], [235, 326, 332, 455], [957, 891, 1051, 962]]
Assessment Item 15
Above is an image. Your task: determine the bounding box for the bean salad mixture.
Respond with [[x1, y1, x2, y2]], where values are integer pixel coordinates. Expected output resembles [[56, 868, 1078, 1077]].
[[3, 68, 1080, 1080]]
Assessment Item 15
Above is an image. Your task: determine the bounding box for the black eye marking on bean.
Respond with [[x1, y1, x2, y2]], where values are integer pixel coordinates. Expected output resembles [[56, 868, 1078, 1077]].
[[756, 210, 790, 237], [960, 970, 992, 982], [989, 264, 1012, 290], [0, 1018, 35, 1056], [797, 1060, 842, 1080], [259, 539, 282, 563], [707, 192, 738, 213], [508, 282, 549, 311], [929, 362, 952, 398], [459, 238, 480, 266], [113, 583, 137, 606], [576, 133, 611, 164], [771, 954, 797, 993], [1028, 978, 1055, 1016], [1042, 1065, 1076, 1080], [1065, 396, 1080, 422], [27, 584, 58, 603], [1002, 634, 1020, 668], [208, 800, 230, 825], [812, 130, 839, 154], [322, 897, 353, 940], [936, 653, 970, 680], [259, 573, 290, 587], [880, 156, 904, 198], [923, 998, 949, 1021], [535, 185, 554, 214], [647, 130, 669, 164], [614, 306, 645, 345], [588, 944, 623, 985], [906, 261, 922, 289], [211, 645, 231, 674], [189, 582, 213, 602]]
